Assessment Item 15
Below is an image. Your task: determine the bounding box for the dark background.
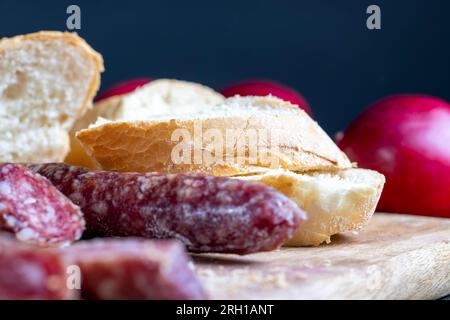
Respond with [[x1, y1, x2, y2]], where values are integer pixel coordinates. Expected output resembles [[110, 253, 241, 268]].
[[1, 0, 449, 135]]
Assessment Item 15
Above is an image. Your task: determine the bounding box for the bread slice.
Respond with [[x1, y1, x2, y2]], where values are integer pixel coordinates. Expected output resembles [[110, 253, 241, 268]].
[[0, 31, 103, 162], [240, 168, 385, 246], [65, 79, 225, 168], [76, 96, 352, 174]]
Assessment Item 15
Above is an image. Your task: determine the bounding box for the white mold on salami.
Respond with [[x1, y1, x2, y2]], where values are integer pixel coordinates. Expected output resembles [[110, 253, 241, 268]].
[[90, 201, 108, 216]]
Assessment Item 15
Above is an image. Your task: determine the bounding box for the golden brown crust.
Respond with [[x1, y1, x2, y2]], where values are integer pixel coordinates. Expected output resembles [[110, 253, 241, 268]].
[[76, 97, 352, 175], [0, 31, 104, 125], [65, 96, 122, 168], [65, 79, 224, 168]]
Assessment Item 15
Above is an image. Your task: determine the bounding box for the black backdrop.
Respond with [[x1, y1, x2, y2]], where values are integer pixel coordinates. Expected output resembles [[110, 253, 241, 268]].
[[1, 0, 449, 134]]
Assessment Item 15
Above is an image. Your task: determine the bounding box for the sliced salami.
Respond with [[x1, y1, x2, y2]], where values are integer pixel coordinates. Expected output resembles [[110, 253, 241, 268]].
[[62, 238, 206, 300], [29, 163, 306, 254], [0, 164, 85, 246], [0, 232, 73, 300]]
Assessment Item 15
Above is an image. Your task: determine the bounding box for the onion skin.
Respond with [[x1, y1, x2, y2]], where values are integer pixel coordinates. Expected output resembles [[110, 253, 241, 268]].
[[221, 80, 311, 115], [338, 94, 450, 218]]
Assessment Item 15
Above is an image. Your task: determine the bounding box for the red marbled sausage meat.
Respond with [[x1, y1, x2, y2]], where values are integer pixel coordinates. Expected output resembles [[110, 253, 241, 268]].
[[0, 232, 73, 300], [62, 238, 206, 300], [0, 164, 84, 246], [29, 163, 305, 254]]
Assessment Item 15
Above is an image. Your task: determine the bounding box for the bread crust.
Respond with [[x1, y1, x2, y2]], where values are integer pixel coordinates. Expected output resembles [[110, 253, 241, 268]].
[[65, 79, 224, 168], [0, 31, 104, 126], [241, 168, 385, 246], [76, 96, 352, 175], [65, 96, 122, 168]]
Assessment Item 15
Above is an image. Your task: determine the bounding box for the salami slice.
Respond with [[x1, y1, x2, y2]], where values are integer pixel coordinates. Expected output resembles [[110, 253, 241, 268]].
[[29, 163, 306, 254], [62, 238, 206, 300], [0, 164, 85, 246], [0, 232, 73, 300]]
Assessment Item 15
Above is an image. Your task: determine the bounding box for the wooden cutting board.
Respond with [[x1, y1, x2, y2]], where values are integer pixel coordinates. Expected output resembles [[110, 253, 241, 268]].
[[192, 213, 450, 300]]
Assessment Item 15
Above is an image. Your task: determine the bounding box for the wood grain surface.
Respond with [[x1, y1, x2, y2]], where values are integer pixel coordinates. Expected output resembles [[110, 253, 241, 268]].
[[193, 213, 450, 300]]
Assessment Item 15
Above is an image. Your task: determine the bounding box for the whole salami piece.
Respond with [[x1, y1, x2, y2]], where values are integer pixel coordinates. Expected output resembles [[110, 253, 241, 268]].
[[62, 238, 206, 300], [0, 164, 85, 246], [29, 163, 306, 254], [0, 232, 73, 300]]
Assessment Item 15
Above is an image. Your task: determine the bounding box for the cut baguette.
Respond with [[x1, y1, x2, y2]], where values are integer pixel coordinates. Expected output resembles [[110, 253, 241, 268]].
[[240, 168, 385, 246], [65, 79, 225, 168], [0, 31, 103, 162], [76, 96, 352, 174]]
